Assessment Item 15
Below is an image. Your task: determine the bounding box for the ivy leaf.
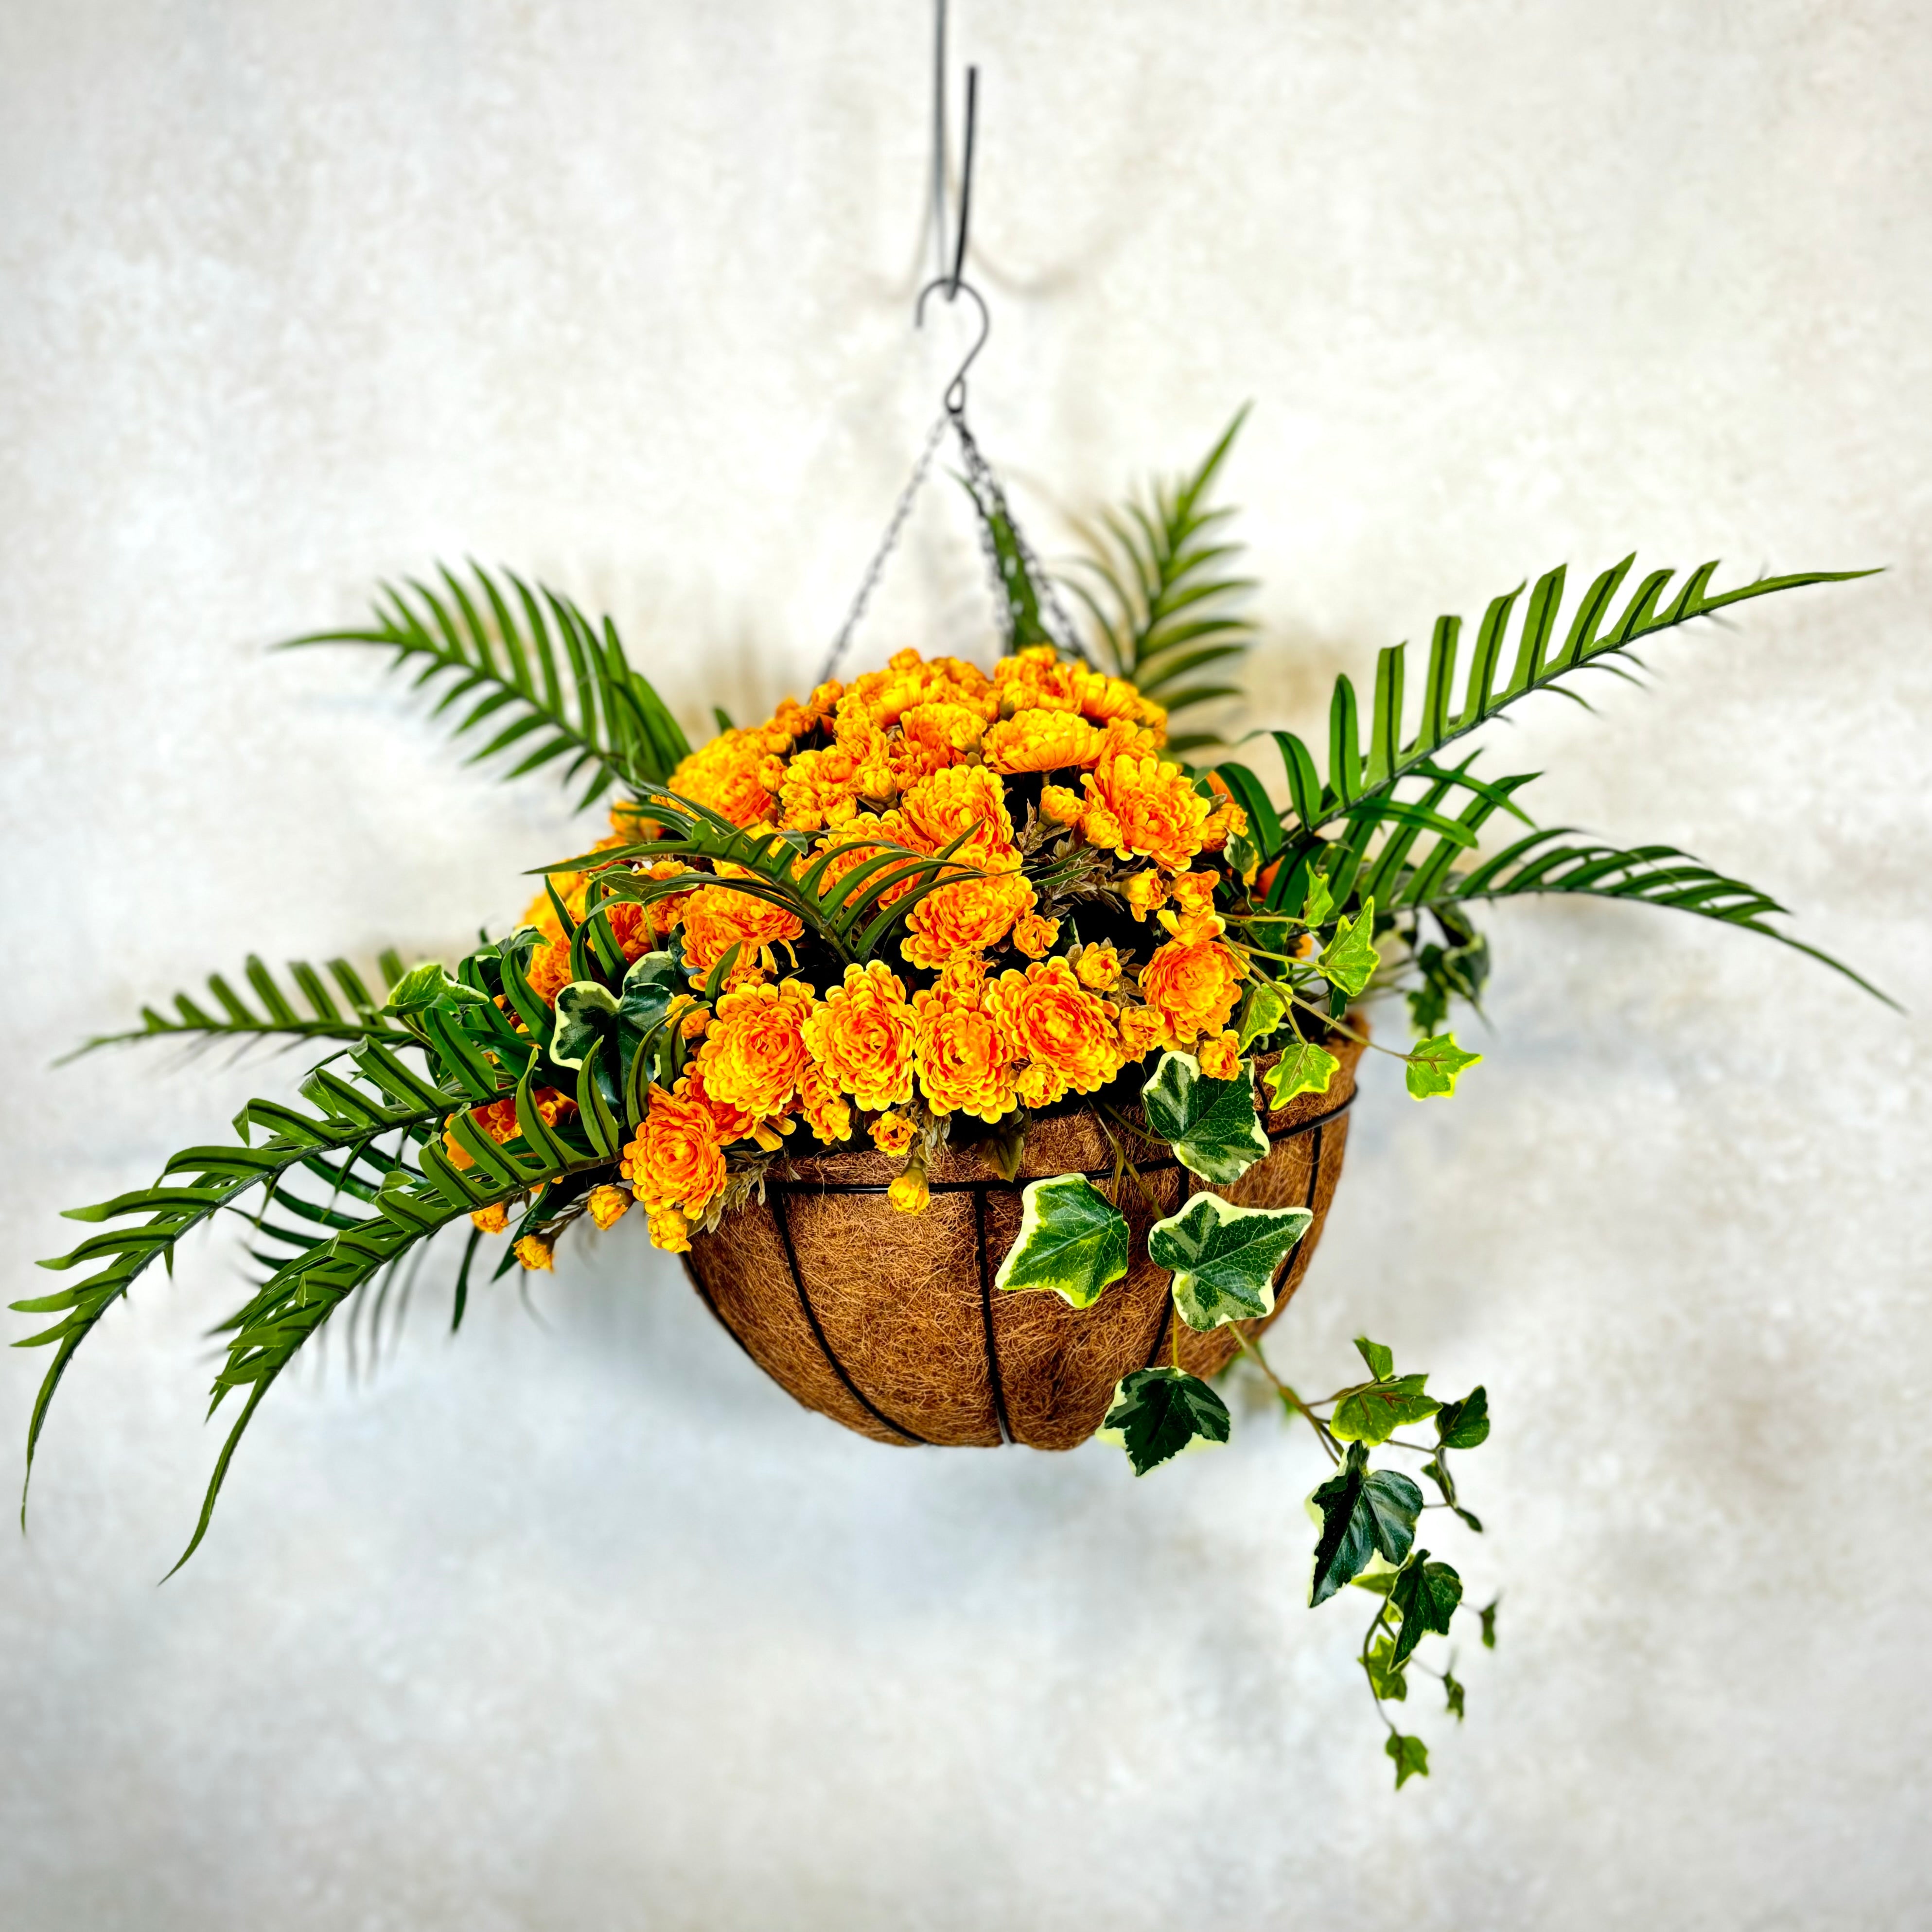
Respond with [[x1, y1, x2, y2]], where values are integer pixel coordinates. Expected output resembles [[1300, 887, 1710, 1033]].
[[1443, 1668, 1466, 1721], [1308, 1442, 1424, 1606], [1435, 1385, 1491, 1449], [1420, 1457, 1484, 1533], [1317, 896, 1379, 999], [1331, 1373, 1440, 1446], [1300, 871, 1335, 930], [1405, 1032, 1482, 1100], [995, 1175, 1131, 1310], [1480, 1598, 1499, 1650], [1141, 1052, 1269, 1184], [1386, 1732, 1429, 1789], [384, 961, 489, 1016], [1389, 1554, 1464, 1666], [549, 982, 620, 1070], [1237, 980, 1289, 1050], [617, 950, 681, 1029], [1264, 1038, 1339, 1107], [1366, 1635, 1407, 1702], [1149, 1193, 1312, 1331], [1097, 1366, 1232, 1476], [1354, 1335, 1394, 1380]]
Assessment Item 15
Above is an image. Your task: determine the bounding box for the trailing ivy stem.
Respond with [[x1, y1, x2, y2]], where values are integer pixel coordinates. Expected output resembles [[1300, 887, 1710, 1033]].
[[1229, 1325, 1338, 1463]]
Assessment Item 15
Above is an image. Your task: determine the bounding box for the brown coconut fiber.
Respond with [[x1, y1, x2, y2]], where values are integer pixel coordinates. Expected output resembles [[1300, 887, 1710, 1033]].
[[684, 1032, 1367, 1450]]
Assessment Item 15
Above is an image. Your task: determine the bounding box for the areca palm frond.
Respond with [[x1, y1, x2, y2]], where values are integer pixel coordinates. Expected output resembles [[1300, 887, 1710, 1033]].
[[65, 952, 414, 1059], [1063, 407, 1256, 754], [282, 563, 692, 807]]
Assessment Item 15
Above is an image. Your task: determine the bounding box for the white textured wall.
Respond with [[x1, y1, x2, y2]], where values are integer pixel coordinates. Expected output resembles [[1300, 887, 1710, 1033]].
[[3, 3, 1929, 1927]]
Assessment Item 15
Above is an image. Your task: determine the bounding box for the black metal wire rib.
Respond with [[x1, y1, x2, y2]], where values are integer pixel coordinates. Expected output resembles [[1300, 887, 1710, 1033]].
[[782, 1092, 1358, 1200], [772, 1191, 931, 1445], [973, 1190, 1015, 1444]]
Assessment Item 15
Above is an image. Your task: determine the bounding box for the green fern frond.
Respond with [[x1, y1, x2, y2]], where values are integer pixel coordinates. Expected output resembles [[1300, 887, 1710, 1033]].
[[1409, 829, 1896, 1006], [1063, 406, 1256, 745], [63, 953, 415, 1060], [281, 563, 692, 808], [555, 789, 988, 966], [1280, 557, 1876, 837]]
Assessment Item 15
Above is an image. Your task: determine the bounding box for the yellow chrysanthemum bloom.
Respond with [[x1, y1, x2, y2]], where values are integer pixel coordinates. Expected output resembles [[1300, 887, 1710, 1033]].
[[694, 978, 818, 1122], [679, 882, 804, 987], [801, 961, 917, 1112], [987, 959, 1124, 1107], [900, 870, 1036, 971], [1197, 1030, 1242, 1080], [913, 985, 1020, 1123], [587, 1184, 632, 1230], [619, 1083, 728, 1219], [887, 1165, 931, 1215], [1081, 753, 1212, 872], [1139, 936, 1244, 1045]]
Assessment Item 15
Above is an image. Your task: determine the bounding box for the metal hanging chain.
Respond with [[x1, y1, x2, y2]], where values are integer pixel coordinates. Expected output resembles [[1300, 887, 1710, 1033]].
[[817, 408, 951, 687], [817, 8, 1082, 683]]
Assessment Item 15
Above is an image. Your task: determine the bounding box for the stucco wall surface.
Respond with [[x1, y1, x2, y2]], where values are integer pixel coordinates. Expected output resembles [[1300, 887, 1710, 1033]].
[[2, 3, 1929, 1928]]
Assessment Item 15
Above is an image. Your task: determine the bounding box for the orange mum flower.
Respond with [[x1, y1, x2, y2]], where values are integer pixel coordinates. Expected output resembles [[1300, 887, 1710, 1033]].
[[679, 882, 804, 987], [1039, 783, 1084, 826], [1081, 754, 1212, 871], [619, 1082, 727, 1217], [587, 1183, 632, 1230], [1072, 941, 1122, 991], [982, 709, 1105, 774], [1012, 911, 1060, 958], [667, 727, 785, 829], [1197, 1030, 1242, 1080], [913, 985, 1021, 1123], [693, 977, 817, 1122], [798, 1064, 854, 1144], [800, 961, 917, 1111], [1139, 936, 1243, 1045], [897, 764, 1017, 863], [901, 870, 1036, 970], [1115, 1001, 1170, 1060], [988, 959, 1123, 1106]]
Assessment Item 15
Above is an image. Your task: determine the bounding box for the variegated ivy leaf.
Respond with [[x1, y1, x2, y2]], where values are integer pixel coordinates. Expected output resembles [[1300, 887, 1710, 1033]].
[[384, 960, 489, 1016], [1097, 1366, 1231, 1476], [1405, 1031, 1481, 1100], [1308, 1441, 1424, 1606], [1331, 1372, 1440, 1446], [1141, 1051, 1269, 1185], [1148, 1192, 1313, 1331], [1317, 896, 1379, 999], [994, 1175, 1130, 1310], [617, 950, 681, 1030], [1265, 1039, 1339, 1108], [549, 982, 620, 1070], [1236, 980, 1289, 1050]]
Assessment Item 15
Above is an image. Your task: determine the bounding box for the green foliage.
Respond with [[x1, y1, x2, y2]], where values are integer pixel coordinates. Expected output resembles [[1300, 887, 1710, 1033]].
[[1098, 1367, 1232, 1476], [1405, 1033, 1482, 1101], [1389, 1554, 1464, 1667], [1264, 1039, 1339, 1107], [68, 953, 414, 1057], [995, 1176, 1131, 1309], [1309, 1442, 1423, 1606], [584, 789, 985, 967], [1140, 1051, 1269, 1184], [1148, 1193, 1313, 1332], [1386, 1732, 1430, 1788], [1063, 409, 1255, 753], [281, 563, 691, 808]]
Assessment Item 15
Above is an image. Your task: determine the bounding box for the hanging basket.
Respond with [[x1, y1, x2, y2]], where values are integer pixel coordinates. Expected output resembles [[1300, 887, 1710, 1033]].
[[684, 1034, 1367, 1448]]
